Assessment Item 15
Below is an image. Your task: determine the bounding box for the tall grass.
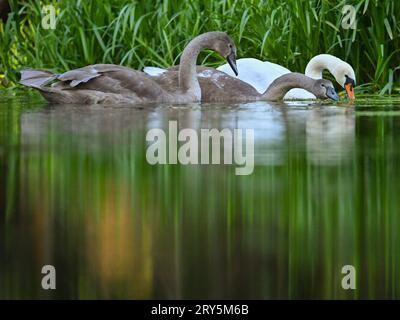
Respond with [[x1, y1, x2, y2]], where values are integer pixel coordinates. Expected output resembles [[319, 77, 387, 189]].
[[0, 0, 399, 93]]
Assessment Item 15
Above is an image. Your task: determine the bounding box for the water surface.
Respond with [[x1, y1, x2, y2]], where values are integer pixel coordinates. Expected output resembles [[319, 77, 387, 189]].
[[1, 92, 400, 299]]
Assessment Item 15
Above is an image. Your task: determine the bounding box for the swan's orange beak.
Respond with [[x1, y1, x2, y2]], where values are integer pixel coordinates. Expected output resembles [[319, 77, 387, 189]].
[[345, 83, 355, 100], [344, 76, 356, 100]]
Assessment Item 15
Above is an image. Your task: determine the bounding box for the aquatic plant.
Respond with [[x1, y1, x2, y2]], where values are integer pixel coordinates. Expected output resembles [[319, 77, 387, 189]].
[[0, 0, 399, 94]]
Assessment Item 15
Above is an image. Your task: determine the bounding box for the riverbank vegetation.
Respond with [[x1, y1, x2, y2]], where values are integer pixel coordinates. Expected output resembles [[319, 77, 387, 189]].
[[0, 0, 399, 93]]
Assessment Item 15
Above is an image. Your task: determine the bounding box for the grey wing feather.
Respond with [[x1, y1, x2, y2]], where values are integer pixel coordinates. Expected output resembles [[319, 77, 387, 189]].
[[19, 64, 173, 104], [19, 69, 58, 88]]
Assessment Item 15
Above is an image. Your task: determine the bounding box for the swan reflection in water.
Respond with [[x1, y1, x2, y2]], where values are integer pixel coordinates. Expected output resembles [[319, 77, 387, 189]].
[[21, 101, 355, 166], [17, 101, 355, 298]]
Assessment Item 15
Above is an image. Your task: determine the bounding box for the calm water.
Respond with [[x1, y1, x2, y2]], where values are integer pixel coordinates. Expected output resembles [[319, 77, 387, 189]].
[[1, 92, 400, 299]]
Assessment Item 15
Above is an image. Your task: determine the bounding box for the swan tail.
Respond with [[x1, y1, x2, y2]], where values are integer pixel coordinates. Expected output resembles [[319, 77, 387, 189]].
[[19, 69, 58, 89], [19, 69, 78, 103]]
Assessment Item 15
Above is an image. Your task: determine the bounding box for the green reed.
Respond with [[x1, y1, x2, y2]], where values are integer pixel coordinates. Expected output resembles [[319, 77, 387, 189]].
[[0, 0, 399, 93]]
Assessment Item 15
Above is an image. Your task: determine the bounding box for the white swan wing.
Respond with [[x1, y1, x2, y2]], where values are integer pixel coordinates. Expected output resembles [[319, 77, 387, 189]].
[[217, 58, 291, 94], [284, 88, 316, 100], [143, 66, 168, 76]]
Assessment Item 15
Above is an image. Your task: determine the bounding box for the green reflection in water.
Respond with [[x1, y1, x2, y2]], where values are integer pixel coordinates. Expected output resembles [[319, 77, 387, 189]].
[[0, 93, 400, 299]]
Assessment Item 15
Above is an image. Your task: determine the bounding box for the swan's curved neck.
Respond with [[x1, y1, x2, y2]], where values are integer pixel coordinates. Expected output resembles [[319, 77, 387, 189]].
[[179, 34, 213, 100], [304, 54, 343, 79], [261, 73, 315, 101]]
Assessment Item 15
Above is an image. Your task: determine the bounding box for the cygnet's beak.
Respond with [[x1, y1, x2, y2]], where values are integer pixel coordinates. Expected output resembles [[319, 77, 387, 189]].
[[326, 86, 340, 101], [226, 51, 238, 76]]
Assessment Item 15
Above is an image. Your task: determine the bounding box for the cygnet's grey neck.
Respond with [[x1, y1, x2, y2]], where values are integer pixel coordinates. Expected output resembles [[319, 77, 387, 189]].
[[261, 73, 315, 101]]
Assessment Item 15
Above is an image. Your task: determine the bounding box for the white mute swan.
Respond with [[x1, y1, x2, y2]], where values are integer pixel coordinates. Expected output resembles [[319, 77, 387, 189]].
[[19, 32, 238, 104], [144, 54, 356, 100]]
